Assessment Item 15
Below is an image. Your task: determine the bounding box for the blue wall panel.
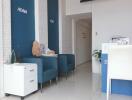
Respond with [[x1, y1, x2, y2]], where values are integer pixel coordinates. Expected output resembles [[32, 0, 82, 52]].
[[101, 54, 108, 92], [11, 0, 35, 58], [101, 54, 132, 96], [48, 0, 59, 54]]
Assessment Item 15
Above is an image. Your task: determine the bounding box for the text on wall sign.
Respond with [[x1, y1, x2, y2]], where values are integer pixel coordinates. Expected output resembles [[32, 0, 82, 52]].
[[17, 7, 28, 14]]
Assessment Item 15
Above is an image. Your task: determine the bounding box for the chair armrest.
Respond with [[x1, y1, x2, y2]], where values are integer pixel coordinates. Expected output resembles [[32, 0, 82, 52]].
[[22, 57, 43, 83], [40, 56, 58, 70], [66, 54, 75, 66], [59, 54, 75, 65]]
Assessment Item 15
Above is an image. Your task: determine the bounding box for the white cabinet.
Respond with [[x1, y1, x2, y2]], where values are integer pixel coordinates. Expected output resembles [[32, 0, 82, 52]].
[[4, 63, 38, 99]]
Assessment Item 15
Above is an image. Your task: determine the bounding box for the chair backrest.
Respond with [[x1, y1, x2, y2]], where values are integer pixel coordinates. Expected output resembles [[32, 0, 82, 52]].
[[108, 45, 132, 80]]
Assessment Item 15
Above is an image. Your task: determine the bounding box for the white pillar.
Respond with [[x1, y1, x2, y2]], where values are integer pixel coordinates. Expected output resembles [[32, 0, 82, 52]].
[[3, 0, 11, 63], [35, 0, 40, 42], [0, 0, 11, 97], [35, 0, 48, 48], [59, 0, 63, 54], [0, 0, 4, 97]]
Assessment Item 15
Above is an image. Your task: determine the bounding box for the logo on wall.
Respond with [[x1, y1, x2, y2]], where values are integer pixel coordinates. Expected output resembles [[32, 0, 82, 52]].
[[17, 7, 28, 14]]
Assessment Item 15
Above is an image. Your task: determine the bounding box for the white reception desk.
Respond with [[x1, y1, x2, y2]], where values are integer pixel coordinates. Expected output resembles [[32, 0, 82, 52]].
[[101, 43, 132, 96]]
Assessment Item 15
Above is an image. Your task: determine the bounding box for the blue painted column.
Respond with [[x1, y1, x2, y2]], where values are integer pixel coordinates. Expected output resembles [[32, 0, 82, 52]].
[[11, 0, 35, 58], [48, 0, 59, 54]]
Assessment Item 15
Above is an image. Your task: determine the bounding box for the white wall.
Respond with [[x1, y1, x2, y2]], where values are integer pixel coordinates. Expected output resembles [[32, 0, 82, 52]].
[[59, 0, 73, 54], [3, 0, 11, 63], [35, 0, 48, 47], [65, 0, 132, 73], [92, 0, 132, 73], [66, 0, 92, 15], [76, 19, 92, 65], [0, 0, 3, 97], [39, 0, 48, 46], [0, 0, 11, 97]]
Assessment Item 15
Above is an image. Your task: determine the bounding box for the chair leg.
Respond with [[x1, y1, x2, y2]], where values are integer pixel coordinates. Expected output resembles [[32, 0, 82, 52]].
[[40, 83, 43, 93], [56, 77, 58, 81], [55, 77, 58, 84], [73, 69, 75, 74], [73, 68, 75, 72], [21, 97, 24, 100], [50, 80, 52, 85], [65, 72, 68, 80]]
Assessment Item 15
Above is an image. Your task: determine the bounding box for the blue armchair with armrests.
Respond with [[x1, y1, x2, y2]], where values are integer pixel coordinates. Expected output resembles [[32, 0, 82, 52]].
[[58, 54, 75, 79], [22, 56, 58, 92]]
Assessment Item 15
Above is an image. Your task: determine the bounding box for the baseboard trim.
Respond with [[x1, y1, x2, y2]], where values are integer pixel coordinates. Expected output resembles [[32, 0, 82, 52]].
[[76, 60, 91, 67]]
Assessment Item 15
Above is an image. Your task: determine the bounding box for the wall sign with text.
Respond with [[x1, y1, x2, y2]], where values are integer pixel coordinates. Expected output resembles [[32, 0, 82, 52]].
[[17, 7, 27, 14]]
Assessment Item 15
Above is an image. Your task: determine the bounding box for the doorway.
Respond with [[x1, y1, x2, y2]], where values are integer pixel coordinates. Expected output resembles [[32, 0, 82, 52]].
[[72, 13, 92, 69]]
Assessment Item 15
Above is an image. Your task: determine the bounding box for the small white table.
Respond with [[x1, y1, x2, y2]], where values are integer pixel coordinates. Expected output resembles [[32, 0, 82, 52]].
[[4, 63, 38, 100]]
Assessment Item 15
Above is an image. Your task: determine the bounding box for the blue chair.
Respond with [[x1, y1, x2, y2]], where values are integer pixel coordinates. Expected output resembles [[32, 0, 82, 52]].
[[22, 56, 58, 92], [58, 54, 75, 79]]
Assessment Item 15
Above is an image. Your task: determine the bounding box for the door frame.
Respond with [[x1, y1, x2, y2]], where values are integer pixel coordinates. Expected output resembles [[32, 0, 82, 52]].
[[72, 19, 77, 67], [72, 15, 92, 67]]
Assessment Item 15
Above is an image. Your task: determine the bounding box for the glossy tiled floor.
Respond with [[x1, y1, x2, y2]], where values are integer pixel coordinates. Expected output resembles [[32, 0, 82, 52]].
[[1, 62, 132, 100]]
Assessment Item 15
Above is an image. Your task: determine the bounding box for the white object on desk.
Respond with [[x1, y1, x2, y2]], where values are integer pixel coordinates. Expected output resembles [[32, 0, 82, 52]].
[[110, 37, 129, 45], [107, 45, 132, 100], [4, 63, 38, 98]]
